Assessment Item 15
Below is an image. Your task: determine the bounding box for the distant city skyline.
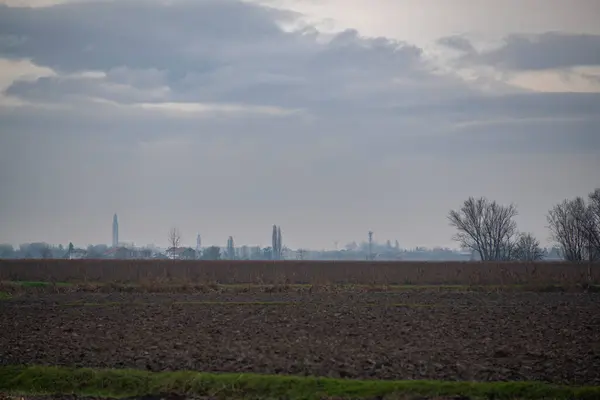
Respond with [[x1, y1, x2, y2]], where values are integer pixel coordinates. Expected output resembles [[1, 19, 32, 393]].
[[0, 209, 562, 252]]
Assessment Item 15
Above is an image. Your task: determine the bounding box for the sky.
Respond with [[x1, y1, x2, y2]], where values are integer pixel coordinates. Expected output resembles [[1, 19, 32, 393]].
[[0, 0, 599, 249]]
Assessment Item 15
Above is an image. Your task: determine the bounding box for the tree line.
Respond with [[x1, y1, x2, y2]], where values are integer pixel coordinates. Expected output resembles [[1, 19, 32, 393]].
[[449, 187, 600, 262]]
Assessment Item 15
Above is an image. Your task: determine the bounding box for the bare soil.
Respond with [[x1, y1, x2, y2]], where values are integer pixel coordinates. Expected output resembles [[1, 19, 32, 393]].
[[1, 290, 599, 385], [1, 395, 470, 400]]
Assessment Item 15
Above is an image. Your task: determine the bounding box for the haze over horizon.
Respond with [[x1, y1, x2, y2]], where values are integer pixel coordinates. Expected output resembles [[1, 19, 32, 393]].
[[0, 0, 599, 249]]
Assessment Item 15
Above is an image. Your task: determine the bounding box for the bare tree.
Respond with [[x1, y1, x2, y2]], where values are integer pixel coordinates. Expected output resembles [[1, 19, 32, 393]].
[[512, 233, 544, 261], [168, 227, 181, 250], [548, 189, 600, 262], [589, 189, 600, 223], [582, 189, 600, 260], [448, 197, 519, 261], [548, 198, 589, 261]]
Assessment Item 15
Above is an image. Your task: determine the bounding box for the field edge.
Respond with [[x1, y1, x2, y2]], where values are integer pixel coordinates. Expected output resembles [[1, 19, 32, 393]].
[[1, 365, 599, 400]]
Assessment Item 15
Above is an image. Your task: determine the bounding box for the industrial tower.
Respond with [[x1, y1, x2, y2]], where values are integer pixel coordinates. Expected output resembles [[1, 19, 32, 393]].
[[368, 230, 373, 261], [196, 233, 202, 258], [112, 214, 119, 248]]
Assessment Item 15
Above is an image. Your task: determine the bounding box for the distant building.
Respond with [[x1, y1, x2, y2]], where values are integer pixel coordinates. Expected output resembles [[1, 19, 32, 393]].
[[103, 246, 153, 259], [68, 248, 87, 260], [112, 214, 119, 248], [167, 247, 197, 260]]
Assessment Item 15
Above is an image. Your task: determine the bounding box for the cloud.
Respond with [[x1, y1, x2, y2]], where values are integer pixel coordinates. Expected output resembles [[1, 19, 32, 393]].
[[0, 0, 299, 71], [436, 35, 476, 54], [5, 74, 171, 104], [0, 0, 447, 114], [11, 0, 595, 115], [1, 0, 598, 157], [441, 32, 600, 71]]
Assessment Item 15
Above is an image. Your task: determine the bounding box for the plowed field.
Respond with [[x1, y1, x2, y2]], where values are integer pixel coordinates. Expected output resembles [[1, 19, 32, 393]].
[[2, 290, 599, 385]]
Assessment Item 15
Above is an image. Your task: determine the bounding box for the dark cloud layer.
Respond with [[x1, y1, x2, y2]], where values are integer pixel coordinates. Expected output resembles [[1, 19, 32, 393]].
[[0, 0, 295, 72], [1, 0, 444, 111], [440, 32, 600, 70]]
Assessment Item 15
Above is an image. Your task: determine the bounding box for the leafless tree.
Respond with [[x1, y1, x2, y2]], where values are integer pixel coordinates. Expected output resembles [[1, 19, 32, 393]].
[[589, 189, 600, 221], [448, 197, 519, 261], [168, 227, 181, 250], [549, 188, 600, 262], [547, 194, 599, 262], [582, 189, 600, 259], [512, 233, 544, 261]]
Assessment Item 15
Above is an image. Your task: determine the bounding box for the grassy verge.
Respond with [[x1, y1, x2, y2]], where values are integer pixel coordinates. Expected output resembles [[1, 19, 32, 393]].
[[0, 365, 599, 400], [0, 291, 11, 300]]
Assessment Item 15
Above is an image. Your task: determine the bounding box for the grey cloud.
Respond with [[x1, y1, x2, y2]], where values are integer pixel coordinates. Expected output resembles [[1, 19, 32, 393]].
[[0, 0, 453, 112], [0, 0, 297, 72], [441, 32, 600, 70], [2, 91, 598, 155], [2, 0, 599, 127], [389, 92, 600, 120], [105, 67, 169, 90], [5, 75, 169, 103], [436, 35, 475, 54]]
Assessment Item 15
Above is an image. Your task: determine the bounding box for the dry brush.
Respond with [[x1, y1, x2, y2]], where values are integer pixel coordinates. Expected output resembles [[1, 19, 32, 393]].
[[0, 260, 599, 286]]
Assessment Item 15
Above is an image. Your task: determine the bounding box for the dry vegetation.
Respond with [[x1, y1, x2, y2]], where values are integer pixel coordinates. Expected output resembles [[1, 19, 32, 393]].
[[1, 260, 599, 286]]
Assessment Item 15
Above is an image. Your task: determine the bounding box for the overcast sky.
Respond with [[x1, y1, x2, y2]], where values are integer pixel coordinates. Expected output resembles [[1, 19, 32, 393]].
[[0, 0, 599, 249]]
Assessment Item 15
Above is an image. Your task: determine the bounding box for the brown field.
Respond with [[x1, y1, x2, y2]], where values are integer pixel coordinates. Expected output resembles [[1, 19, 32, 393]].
[[2, 289, 599, 385], [2, 260, 600, 399], [1, 259, 599, 285]]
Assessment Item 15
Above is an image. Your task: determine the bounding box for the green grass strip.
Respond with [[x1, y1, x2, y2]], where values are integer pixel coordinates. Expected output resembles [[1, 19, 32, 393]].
[[0, 291, 12, 300], [0, 365, 598, 400]]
